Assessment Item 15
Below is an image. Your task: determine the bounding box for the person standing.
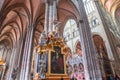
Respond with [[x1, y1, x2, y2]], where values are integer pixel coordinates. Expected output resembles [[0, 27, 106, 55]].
[[115, 74, 120, 80]]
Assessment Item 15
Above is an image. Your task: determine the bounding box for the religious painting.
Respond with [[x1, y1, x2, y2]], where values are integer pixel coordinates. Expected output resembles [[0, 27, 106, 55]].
[[54, 46, 61, 54], [51, 46, 64, 74]]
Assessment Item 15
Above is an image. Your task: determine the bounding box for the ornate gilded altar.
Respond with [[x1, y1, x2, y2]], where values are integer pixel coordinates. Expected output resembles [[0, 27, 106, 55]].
[[35, 30, 70, 80]]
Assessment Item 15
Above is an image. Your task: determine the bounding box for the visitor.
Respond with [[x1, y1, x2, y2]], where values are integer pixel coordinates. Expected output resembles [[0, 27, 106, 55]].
[[83, 77, 85, 80], [71, 77, 77, 80], [109, 76, 114, 80], [114, 74, 120, 80], [73, 64, 78, 73]]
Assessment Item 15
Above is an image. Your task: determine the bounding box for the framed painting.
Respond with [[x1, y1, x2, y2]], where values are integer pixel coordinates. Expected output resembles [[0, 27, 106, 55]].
[[50, 46, 64, 74]]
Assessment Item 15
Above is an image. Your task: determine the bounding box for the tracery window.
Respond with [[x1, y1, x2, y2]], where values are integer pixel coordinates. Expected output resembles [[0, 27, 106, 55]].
[[83, 0, 95, 15], [63, 19, 77, 41]]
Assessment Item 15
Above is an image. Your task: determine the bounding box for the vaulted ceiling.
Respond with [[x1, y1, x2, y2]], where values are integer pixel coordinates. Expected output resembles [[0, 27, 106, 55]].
[[0, 0, 79, 47], [100, 0, 120, 17], [1, 0, 119, 49]]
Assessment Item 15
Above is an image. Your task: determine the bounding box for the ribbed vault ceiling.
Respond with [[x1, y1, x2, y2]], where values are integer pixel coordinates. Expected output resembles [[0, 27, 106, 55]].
[[100, 0, 120, 17], [0, 0, 79, 47]]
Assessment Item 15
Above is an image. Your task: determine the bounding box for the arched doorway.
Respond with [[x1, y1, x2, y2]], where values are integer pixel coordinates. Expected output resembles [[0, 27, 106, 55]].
[[93, 35, 113, 80]]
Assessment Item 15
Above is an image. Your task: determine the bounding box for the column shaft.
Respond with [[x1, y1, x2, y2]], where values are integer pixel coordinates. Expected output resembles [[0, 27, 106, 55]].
[[52, 0, 57, 31], [14, 38, 24, 79], [44, 3, 49, 35], [77, 0, 102, 80], [48, 4, 53, 32], [20, 26, 34, 80], [94, 0, 120, 74], [6, 46, 17, 80], [34, 51, 39, 73], [20, 27, 32, 79], [48, 0, 57, 32], [3, 48, 8, 60]]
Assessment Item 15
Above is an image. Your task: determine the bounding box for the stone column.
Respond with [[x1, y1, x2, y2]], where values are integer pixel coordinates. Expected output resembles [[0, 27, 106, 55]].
[[19, 26, 34, 80], [48, 4, 53, 32], [48, 0, 58, 32], [77, 0, 102, 80], [94, 0, 120, 75], [0, 45, 4, 58], [44, 2, 50, 35], [5, 49, 12, 65], [2, 47, 8, 60], [6, 44, 17, 80], [15, 38, 24, 66], [34, 49, 39, 73], [52, 0, 58, 31], [6, 40, 23, 80], [13, 38, 24, 80]]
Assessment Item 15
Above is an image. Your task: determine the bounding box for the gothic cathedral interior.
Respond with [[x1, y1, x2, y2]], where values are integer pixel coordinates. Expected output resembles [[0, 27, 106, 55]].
[[0, 0, 120, 80]]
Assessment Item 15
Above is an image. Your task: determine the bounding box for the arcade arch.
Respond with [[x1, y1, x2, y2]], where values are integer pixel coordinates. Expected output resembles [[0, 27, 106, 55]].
[[93, 35, 113, 80]]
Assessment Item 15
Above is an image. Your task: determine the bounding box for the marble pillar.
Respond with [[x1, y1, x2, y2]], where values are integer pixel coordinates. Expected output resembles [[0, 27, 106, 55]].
[[52, 0, 57, 31], [44, 2, 49, 35], [77, 0, 102, 80], [34, 49, 39, 73], [48, 4, 53, 32], [14, 38, 24, 79], [0, 45, 5, 59], [6, 40, 24, 80], [5, 49, 12, 65], [19, 26, 34, 80], [2, 47, 8, 60], [48, 0, 58, 32], [6, 45, 17, 80]]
